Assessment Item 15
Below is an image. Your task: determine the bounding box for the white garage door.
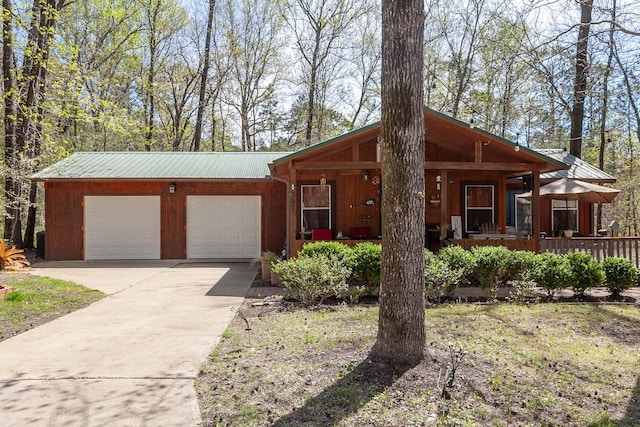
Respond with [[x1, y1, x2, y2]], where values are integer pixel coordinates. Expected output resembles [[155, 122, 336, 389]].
[[84, 196, 161, 260], [187, 196, 261, 259]]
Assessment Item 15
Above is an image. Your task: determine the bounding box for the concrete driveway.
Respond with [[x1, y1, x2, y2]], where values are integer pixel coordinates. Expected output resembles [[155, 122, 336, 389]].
[[0, 260, 256, 427]]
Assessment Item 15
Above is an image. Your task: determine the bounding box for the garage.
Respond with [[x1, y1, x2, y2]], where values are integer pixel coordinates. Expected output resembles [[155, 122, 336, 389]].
[[187, 195, 261, 259], [84, 196, 161, 260]]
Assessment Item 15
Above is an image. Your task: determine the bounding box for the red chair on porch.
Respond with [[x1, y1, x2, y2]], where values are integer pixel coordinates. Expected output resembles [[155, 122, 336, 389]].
[[312, 228, 333, 241], [349, 226, 371, 239]]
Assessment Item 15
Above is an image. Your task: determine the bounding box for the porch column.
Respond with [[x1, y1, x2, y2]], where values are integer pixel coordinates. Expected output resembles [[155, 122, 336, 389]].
[[532, 169, 540, 252], [439, 169, 448, 240], [288, 166, 297, 258], [499, 175, 507, 233]]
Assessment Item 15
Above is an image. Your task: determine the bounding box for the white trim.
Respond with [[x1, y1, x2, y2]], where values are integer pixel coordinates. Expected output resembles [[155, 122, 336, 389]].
[[464, 184, 495, 234], [300, 184, 332, 231]]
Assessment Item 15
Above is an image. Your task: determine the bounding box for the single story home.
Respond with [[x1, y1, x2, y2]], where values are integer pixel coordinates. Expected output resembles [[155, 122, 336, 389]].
[[32, 107, 613, 261]]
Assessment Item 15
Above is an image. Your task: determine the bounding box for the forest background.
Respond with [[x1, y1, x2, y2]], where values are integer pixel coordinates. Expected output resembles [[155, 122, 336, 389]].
[[1, 0, 638, 248]]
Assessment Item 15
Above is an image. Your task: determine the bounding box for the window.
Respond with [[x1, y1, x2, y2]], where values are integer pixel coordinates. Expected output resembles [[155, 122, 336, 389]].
[[552, 199, 578, 232], [464, 184, 494, 233], [301, 185, 331, 231]]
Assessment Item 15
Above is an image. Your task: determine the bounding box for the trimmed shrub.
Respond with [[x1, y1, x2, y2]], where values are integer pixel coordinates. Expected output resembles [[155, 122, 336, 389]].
[[351, 242, 381, 290], [272, 255, 351, 305], [531, 252, 572, 297], [505, 250, 537, 284], [602, 257, 638, 297], [501, 250, 537, 302], [470, 246, 513, 299], [298, 241, 355, 270], [565, 252, 604, 297], [424, 249, 461, 303], [436, 245, 476, 285]]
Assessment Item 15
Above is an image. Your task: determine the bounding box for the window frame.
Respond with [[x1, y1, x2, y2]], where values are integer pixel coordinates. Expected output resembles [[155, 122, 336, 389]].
[[464, 183, 496, 234], [551, 199, 579, 232], [300, 184, 332, 232]]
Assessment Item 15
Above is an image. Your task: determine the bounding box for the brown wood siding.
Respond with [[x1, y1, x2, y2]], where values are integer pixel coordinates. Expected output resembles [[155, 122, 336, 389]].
[[43, 180, 286, 260], [540, 198, 593, 236], [295, 145, 383, 240], [291, 145, 520, 241], [508, 183, 595, 237]]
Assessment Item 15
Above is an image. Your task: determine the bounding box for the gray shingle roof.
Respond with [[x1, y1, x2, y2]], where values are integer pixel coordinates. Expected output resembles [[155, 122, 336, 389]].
[[535, 149, 616, 182], [31, 151, 291, 180]]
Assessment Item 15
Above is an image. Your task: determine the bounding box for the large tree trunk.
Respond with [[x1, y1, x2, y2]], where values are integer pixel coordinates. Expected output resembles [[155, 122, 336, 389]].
[[370, 0, 425, 367], [193, 0, 215, 152], [569, 0, 593, 158]]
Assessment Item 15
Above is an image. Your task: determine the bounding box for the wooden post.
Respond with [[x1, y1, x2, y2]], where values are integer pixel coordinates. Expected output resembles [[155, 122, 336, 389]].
[[498, 175, 507, 233], [440, 169, 448, 240], [532, 169, 541, 252], [475, 140, 483, 163], [288, 166, 297, 258]]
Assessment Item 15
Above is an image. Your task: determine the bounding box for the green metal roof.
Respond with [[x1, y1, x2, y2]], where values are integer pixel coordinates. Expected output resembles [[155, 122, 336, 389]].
[[536, 149, 616, 182], [31, 151, 292, 180]]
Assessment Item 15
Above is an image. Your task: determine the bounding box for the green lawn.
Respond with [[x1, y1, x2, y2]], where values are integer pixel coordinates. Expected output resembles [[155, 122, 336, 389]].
[[0, 273, 105, 341], [197, 302, 640, 426]]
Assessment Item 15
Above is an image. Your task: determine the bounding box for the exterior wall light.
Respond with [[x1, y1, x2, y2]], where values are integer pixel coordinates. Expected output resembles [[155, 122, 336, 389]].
[[169, 183, 176, 194]]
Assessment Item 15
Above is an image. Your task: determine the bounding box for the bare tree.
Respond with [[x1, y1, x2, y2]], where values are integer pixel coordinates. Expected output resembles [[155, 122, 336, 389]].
[[139, 0, 184, 151], [569, 0, 593, 158], [346, 4, 381, 127], [596, 0, 617, 230], [158, 57, 199, 151], [370, 0, 425, 366], [285, 0, 364, 146], [220, 0, 285, 152], [193, 0, 215, 152]]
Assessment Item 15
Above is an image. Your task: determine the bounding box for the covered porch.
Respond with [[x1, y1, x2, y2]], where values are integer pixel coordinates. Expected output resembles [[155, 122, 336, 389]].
[[270, 108, 567, 258]]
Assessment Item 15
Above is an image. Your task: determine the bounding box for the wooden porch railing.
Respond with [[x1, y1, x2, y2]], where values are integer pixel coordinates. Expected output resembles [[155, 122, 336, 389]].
[[540, 237, 640, 267]]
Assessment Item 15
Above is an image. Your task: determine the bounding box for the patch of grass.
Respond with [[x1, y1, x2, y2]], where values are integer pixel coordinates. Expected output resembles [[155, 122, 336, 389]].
[[197, 302, 640, 426], [0, 273, 105, 341]]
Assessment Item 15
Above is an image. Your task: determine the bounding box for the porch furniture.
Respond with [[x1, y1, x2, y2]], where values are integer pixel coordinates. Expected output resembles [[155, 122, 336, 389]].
[[349, 226, 372, 239], [479, 223, 499, 234], [451, 216, 462, 239], [426, 224, 455, 251], [312, 228, 332, 241]]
